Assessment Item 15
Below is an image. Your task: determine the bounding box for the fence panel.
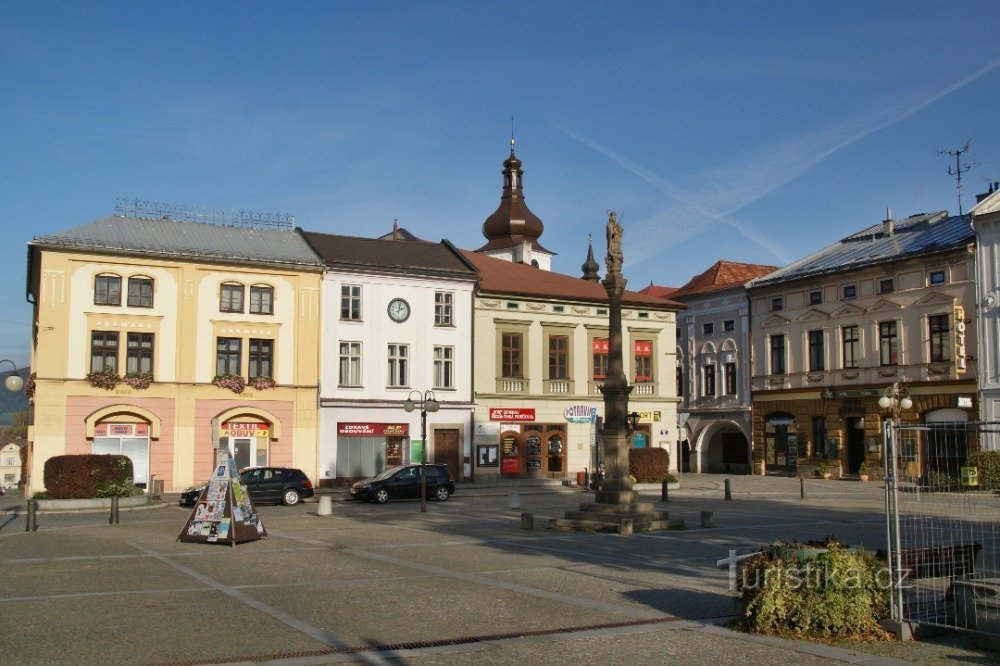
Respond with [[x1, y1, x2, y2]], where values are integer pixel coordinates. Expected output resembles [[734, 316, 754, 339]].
[[884, 420, 1000, 641]]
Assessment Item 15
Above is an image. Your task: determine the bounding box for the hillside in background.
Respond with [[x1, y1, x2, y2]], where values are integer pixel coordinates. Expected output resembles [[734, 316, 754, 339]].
[[0, 368, 30, 425]]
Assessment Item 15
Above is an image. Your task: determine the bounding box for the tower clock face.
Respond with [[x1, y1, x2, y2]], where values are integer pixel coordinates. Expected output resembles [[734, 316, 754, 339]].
[[387, 298, 410, 322]]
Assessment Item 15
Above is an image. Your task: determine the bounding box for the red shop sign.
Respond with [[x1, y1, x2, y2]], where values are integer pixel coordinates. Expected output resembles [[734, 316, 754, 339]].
[[489, 408, 536, 422], [501, 457, 521, 474], [338, 423, 410, 436]]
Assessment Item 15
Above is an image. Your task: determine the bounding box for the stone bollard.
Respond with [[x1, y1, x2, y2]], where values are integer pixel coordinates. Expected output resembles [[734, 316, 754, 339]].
[[800, 477, 806, 500], [701, 511, 715, 528], [520, 512, 534, 530], [317, 495, 333, 516], [507, 490, 521, 509], [724, 478, 732, 501], [619, 518, 633, 537], [661, 478, 670, 502], [110, 496, 120, 525]]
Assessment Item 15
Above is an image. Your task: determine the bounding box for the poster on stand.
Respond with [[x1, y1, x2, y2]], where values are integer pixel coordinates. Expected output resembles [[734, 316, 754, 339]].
[[178, 449, 267, 545]]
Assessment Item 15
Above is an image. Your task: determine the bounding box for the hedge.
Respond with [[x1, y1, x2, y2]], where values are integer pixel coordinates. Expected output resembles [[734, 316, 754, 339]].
[[967, 450, 1000, 490], [628, 447, 670, 483], [43, 454, 136, 499]]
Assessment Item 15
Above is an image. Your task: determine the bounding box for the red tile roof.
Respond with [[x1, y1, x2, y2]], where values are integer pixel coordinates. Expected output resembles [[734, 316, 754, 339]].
[[638, 284, 680, 299], [461, 250, 685, 309], [669, 260, 779, 299]]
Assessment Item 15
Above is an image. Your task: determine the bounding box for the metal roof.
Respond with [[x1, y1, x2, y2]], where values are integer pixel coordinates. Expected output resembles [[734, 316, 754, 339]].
[[299, 230, 478, 280], [31, 215, 324, 268], [748, 211, 974, 289]]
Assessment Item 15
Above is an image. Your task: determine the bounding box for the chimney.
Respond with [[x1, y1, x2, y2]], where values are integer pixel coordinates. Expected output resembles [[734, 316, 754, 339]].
[[976, 181, 1000, 205], [392, 219, 398, 241], [883, 207, 893, 237]]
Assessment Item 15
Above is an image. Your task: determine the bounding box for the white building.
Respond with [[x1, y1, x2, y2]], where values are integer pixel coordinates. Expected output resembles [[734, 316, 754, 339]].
[[972, 183, 1000, 428]]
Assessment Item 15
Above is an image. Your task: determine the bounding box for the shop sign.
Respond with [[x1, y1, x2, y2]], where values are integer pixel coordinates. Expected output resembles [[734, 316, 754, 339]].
[[501, 457, 521, 474], [410, 439, 424, 463], [957, 396, 973, 408], [338, 423, 409, 436], [955, 305, 967, 372], [94, 423, 149, 437], [636, 411, 660, 422], [221, 421, 269, 437], [564, 405, 596, 423], [489, 408, 535, 421]]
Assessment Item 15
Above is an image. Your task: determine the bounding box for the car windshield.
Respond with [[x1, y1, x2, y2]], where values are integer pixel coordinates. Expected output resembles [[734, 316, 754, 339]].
[[373, 466, 405, 480]]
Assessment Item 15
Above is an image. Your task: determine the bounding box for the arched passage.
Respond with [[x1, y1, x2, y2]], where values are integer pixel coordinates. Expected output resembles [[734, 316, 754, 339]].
[[695, 419, 751, 474]]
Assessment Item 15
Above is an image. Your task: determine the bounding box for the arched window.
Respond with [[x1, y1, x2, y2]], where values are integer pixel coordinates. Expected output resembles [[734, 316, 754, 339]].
[[220, 282, 245, 313], [127, 275, 154, 308], [249, 284, 274, 315], [94, 273, 122, 306]]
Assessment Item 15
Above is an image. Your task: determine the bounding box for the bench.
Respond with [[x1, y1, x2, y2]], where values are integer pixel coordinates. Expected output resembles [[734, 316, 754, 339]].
[[896, 543, 982, 581]]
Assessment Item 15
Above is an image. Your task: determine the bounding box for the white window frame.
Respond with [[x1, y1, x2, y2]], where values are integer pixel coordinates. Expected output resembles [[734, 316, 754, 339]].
[[387, 343, 409, 388], [339, 341, 362, 386], [433, 345, 454, 389], [434, 291, 454, 326], [341, 284, 362, 321]]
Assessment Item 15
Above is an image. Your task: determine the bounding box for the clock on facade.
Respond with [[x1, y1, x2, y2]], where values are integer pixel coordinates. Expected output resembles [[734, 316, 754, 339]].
[[387, 298, 410, 322]]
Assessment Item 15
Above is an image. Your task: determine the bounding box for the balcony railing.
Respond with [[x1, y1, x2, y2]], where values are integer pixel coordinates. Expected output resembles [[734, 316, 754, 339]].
[[496, 378, 527, 393]]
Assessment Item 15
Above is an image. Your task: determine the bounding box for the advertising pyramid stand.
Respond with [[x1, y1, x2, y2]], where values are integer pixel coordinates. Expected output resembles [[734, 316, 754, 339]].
[[178, 449, 267, 545]]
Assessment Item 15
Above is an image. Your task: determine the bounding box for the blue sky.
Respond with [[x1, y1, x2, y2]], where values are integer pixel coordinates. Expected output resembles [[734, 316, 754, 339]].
[[2, 2, 999, 368]]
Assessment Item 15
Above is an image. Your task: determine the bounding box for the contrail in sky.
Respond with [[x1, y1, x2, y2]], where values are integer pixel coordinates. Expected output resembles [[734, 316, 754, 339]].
[[557, 55, 1000, 266]]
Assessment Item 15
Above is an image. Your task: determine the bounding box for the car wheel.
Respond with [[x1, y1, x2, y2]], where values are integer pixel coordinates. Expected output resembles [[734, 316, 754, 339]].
[[374, 488, 390, 504], [433, 485, 450, 501], [282, 488, 301, 506]]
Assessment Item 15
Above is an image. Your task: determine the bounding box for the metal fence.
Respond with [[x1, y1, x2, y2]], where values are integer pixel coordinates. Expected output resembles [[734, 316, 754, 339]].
[[883, 420, 1000, 641]]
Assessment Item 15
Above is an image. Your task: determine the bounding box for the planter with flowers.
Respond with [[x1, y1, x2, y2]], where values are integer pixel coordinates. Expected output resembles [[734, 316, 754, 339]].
[[24, 372, 36, 401], [123, 372, 154, 391], [858, 462, 870, 482], [248, 376, 276, 391], [86, 368, 122, 391], [212, 374, 246, 394]]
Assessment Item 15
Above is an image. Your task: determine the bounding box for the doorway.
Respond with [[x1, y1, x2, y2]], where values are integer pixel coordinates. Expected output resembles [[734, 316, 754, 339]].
[[846, 417, 865, 474], [433, 429, 461, 481]]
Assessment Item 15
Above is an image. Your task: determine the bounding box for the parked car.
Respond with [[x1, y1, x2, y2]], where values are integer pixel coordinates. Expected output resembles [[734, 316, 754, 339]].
[[180, 466, 315, 507], [349, 464, 455, 503]]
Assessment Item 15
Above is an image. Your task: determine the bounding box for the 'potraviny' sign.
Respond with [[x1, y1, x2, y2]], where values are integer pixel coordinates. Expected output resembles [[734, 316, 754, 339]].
[[564, 405, 596, 423]]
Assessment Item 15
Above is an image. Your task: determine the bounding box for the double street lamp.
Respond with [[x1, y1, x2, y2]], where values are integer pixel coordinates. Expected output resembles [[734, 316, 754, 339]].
[[878, 383, 913, 419], [404, 390, 439, 513]]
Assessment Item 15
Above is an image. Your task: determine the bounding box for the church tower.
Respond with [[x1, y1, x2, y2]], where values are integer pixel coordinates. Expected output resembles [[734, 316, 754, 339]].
[[475, 139, 555, 270]]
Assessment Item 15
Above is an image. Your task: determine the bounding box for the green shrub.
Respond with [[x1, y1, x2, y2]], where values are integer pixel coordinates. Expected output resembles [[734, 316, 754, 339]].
[[628, 447, 670, 482], [736, 540, 888, 639], [966, 450, 1000, 490], [925, 470, 957, 490], [43, 454, 135, 499]]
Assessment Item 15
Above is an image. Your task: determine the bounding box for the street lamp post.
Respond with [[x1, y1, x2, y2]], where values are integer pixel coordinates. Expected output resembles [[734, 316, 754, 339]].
[[0, 360, 24, 393], [404, 390, 439, 513], [878, 382, 912, 631]]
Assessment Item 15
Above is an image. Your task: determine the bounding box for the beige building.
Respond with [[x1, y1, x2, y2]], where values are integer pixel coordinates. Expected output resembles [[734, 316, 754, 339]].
[[462, 148, 683, 480], [25, 210, 324, 494], [747, 210, 977, 479]]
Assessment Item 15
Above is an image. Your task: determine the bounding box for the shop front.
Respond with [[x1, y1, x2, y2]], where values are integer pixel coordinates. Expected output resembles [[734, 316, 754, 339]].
[[334, 422, 409, 484], [219, 420, 271, 470], [92, 421, 151, 487]]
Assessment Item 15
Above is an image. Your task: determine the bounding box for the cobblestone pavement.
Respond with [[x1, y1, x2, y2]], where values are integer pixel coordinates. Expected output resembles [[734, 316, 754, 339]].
[[0, 475, 996, 665]]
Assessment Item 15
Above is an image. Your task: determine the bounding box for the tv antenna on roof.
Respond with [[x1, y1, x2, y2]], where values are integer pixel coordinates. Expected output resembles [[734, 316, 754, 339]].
[[938, 139, 977, 215]]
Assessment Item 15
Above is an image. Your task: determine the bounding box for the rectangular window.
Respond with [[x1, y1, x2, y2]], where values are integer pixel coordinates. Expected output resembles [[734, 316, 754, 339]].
[[676, 366, 683, 398], [248, 338, 273, 378], [842, 325, 859, 369], [125, 333, 153, 374], [809, 290, 822, 305], [770, 334, 786, 375], [593, 338, 609, 379], [634, 340, 653, 382], [220, 284, 244, 313], [433, 346, 454, 389], [548, 335, 568, 379], [812, 416, 828, 458], [216, 337, 242, 376], [434, 292, 454, 326], [127, 277, 153, 308], [341, 285, 362, 320], [387, 343, 408, 388], [502, 333, 522, 378], [929, 270, 946, 285], [250, 286, 274, 315], [723, 319, 735, 332], [771, 297, 783, 311], [94, 275, 122, 306], [878, 278, 894, 294], [879, 321, 899, 366], [724, 362, 736, 395], [702, 322, 714, 335], [339, 342, 362, 386], [90, 331, 119, 372], [842, 285, 857, 300], [929, 314, 951, 363], [703, 364, 716, 397], [808, 330, 825, 371]]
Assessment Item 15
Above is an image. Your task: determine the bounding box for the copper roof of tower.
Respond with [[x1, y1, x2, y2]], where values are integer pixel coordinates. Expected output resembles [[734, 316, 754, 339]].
[[476, 148, 552, 254]]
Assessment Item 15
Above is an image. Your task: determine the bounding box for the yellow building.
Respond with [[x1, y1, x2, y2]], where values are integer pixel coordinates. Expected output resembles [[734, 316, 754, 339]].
[[25, 209, 323, 494]]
